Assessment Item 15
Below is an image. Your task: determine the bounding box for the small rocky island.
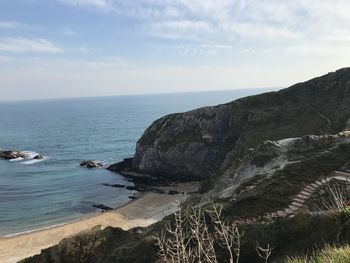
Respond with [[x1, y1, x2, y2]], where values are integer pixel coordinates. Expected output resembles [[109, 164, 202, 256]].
[[80, 160, 104, 168], [0, 150, 43, 160], [0, 151, 26, 160]]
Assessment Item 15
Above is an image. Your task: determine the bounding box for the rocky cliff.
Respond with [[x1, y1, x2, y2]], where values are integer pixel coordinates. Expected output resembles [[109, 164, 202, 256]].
[[206, 130, 350, 218], [22, 68, 350, 263], [132, 68, 350, 181]]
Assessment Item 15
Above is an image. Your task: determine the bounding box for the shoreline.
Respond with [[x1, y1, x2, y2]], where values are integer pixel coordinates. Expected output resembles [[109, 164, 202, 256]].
[[0, 182, 198, 263], [1, 195, 137, 239]]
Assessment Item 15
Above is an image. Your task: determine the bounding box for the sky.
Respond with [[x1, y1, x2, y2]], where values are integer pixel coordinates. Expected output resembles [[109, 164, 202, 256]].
[[0, 0, 350, 101]]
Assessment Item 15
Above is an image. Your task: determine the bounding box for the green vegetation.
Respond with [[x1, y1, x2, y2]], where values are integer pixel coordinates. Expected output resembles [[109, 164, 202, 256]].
[[286, 245, 350, 263], [21, 225, 160, 263], [220, 143, 350, 219], [22, 205, 350, 263], [155, 208, 350, 263]]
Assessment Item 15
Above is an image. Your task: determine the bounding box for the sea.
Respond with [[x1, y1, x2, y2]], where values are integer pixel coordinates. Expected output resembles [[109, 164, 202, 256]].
[[0, 89, 274, 236]]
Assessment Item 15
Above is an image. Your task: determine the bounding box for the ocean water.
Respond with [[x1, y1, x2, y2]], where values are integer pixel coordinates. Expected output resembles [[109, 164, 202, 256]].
[[0, 89, 273, 236]]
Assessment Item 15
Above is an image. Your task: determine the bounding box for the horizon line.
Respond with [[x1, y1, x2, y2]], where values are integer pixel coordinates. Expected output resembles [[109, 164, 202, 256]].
[[0, 87, 280, 104]]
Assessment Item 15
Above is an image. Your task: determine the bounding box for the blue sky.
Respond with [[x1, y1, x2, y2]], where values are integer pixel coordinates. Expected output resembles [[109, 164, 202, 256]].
[[0, 0, 350, 101]]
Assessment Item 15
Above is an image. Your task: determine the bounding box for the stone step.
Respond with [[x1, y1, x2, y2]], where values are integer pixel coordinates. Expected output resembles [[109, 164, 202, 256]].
[[284, 208, 293, 214], [290, 203, 302, 209], [284, 208, 294, 214], [315, 180, 323, 186], [305, 186, 316, 191], [294, 197, 305, 203], [277, 211, 287, 217], [300, 188, 312, 193], [335, 171, 350, 177], [334, 175, 348, 181], [297, 193, 309, 199], [291, 202, 304, 207], [236, 172, 350, 223], [305, 189, 315, 193], [300, 190, 313, 196]]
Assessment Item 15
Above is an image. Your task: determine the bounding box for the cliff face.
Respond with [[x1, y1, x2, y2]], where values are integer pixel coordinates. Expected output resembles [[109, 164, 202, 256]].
[[212, 131, 350, 211], [133, 68, 350, 181]]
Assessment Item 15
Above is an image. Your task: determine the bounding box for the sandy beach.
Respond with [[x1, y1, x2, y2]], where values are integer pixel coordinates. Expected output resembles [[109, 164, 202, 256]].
[[0, 182, 197, 263]]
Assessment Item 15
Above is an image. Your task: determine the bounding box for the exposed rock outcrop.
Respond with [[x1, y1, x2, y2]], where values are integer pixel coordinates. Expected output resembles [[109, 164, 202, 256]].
[[33, 154, 44, 160], [92, 204, 113, 211], [107, 158, 133, 172], [205, 130, 350, 220], [80, 160, 103, 168], [0, 150, 26, 160], [215, 131, 350, 199], [132, 68, 350, 181]]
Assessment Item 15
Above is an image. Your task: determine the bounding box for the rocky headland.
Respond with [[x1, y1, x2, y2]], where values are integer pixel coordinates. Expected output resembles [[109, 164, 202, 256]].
[[17, 68, 350, 262], [110, 68, 350, 184]]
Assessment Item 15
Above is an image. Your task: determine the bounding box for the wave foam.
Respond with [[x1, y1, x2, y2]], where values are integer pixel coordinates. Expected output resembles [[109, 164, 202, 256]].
[[9, 157, 24, 162], [3, 221, 69, 237], [21, 158, 46, 165], [23, 151, 40, 159], [14, 150, 48, 165]]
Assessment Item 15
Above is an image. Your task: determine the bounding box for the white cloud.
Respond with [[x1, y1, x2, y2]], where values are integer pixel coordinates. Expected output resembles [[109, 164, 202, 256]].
[[2, 60, 349, 101], [152, 20, 213, 33], [153, 43, 236, 57], [57, 0, 350, 46], [221, 22, 301, 41], [286, 44, 350, 56], [320, 29, 350, 43], [0, 0, 349, 101], [61, 58, 127, 69], [0, 56, 127, 69], [59, 0, 112, 9], [0, 37, 63, 53], [149, 19, 213, 40]]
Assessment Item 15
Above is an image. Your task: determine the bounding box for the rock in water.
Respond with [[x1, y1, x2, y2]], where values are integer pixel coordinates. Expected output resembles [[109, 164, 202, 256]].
[[92, 204, 113, 211], [80, 160, 103, 168], [0, 150, 26, 160], [107, 157, 133, 172], [132, 68, 350, 181], [33, 154, 44, 160]]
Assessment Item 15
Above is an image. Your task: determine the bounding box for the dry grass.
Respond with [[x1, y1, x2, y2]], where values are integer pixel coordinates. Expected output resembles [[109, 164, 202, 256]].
[[155, 205, 244, 263]]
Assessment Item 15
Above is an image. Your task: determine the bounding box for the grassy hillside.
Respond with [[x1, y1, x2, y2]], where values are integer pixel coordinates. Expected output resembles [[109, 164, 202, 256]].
[[23, 208, 350, 263]]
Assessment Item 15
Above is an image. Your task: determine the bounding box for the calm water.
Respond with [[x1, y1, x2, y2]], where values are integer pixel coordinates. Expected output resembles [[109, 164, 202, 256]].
[[0, 89, 272, 236]]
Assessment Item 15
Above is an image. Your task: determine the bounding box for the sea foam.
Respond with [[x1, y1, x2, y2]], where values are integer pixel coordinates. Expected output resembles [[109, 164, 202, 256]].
[[19, 151, 47, 165], [9, 157, 24, 162], [21, 158, 46, 165]]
